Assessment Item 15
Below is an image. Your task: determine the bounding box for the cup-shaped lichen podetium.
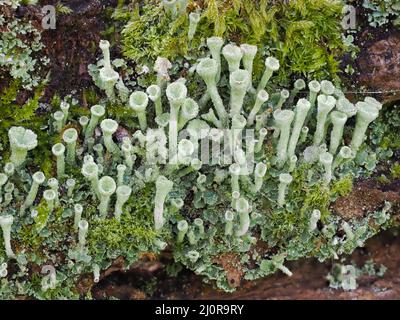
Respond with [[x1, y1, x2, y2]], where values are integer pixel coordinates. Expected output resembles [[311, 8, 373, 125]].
[[350, 102, 379, 152], [254, 162, 267, 192], [287, 98, 311, 158], [206, 37, 224, 82], [0, 215, 15, 259], [47, 178, 60, 208], [313, 94, 336, 147], [178, 98, 199, 130], [300, 126, 309, 144], [188, 12, 201, 41], [240, 44, 257, 90], [224, 210, 235, 236], [129, 91, 149, 131], [98, 176, 116, 218], [235, 197, 251, 237], [81, 161, 100, 198], [290, 79, 306, 101], [276, 89, 290, 109], [332, 146, 354, 171], [166, 81, 188, 163], [336, 97, 357, 118], [23, 171, 46, 212], [307, 80, 321, 108], [74, 203, 83, 230], [273, 109, 295, 166], [79, 116, 89, 134], [247, 90, 269, 126], [364, 96, 383, 111], [229, 69, 250, 117], [62, 128, 78, 166], [121, 139, 135, 173], [114, 185, 132, 221], [257, 57, 280, 93], [146, 84, 162, 117], [53, 111, 65, 132], [154, 175, 174, 231], [85, 105, 105, 142], [186, 250, 200, 263], [162, 0, 178, 17], [170, 198, 184, 215], [229, 163, 241, 194], [100, 119, 120, 155], [167, 81, 187, 112], [42, 189, 56, 217], [177, 139, 195, 164], [51, 143, 66, 180], [222, 44, 243, 73], [60, 101, 70, 126], [177, 219, 189, 244], [8, 126, 38, 169], [196, 58, 228, 125], [277, 173, 293, 207], [319, 151, 334, 184], [194, 218, 204, 236], [288, 155, 298, 173], [329, 111, 348, 155], [116, 164, 127, 186], [66, 178, 76, 197], [99, 40, 119, 102], [320, 80, 335, 96], [255, 128, 268, 153]]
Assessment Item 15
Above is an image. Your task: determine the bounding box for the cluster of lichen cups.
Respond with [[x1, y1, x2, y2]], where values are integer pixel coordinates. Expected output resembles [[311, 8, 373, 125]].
[[0, 37, 382, 286]]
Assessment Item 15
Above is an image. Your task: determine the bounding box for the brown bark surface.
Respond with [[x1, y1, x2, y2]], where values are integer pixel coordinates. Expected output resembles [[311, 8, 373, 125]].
[[91, 178, 400, 300], [90, 229, 400, 300]]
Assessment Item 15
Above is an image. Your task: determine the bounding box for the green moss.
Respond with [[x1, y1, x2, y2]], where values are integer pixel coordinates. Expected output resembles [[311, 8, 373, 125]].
[[17, 224, 44, 255], [331, 175, 354, 197], [121, 2, 189, 65], [34, 200, 52, 233], [277, 0, 344, 80], [391, 162, 400, 179], [88, 185, 159, 261], [301, 183, 331, 222], [120, 0, 345, 81], [0, 80, 40, 133], [286, 164, 330, 221], [0, 80, 56, 174]]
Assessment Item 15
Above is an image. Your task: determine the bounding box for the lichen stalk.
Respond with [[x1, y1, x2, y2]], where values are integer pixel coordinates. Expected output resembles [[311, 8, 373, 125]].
[[278, 173, 293, 207], [313, 95, 336, 146], [154, 176, 173, 231], [0, 215, 16, 259], [273, 110, 295, 166], [287, 98, 311, 158]]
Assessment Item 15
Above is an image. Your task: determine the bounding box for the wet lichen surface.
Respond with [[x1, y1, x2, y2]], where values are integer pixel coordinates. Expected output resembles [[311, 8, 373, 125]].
[[0, 0, 400, 300]]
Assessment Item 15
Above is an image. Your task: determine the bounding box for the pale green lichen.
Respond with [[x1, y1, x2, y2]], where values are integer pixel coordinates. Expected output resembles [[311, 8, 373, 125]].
[[0, 35, 391, 297]]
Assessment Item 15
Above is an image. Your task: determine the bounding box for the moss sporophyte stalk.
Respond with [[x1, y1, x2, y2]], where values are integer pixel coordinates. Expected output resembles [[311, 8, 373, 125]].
[[0, 28, 393, 295]]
